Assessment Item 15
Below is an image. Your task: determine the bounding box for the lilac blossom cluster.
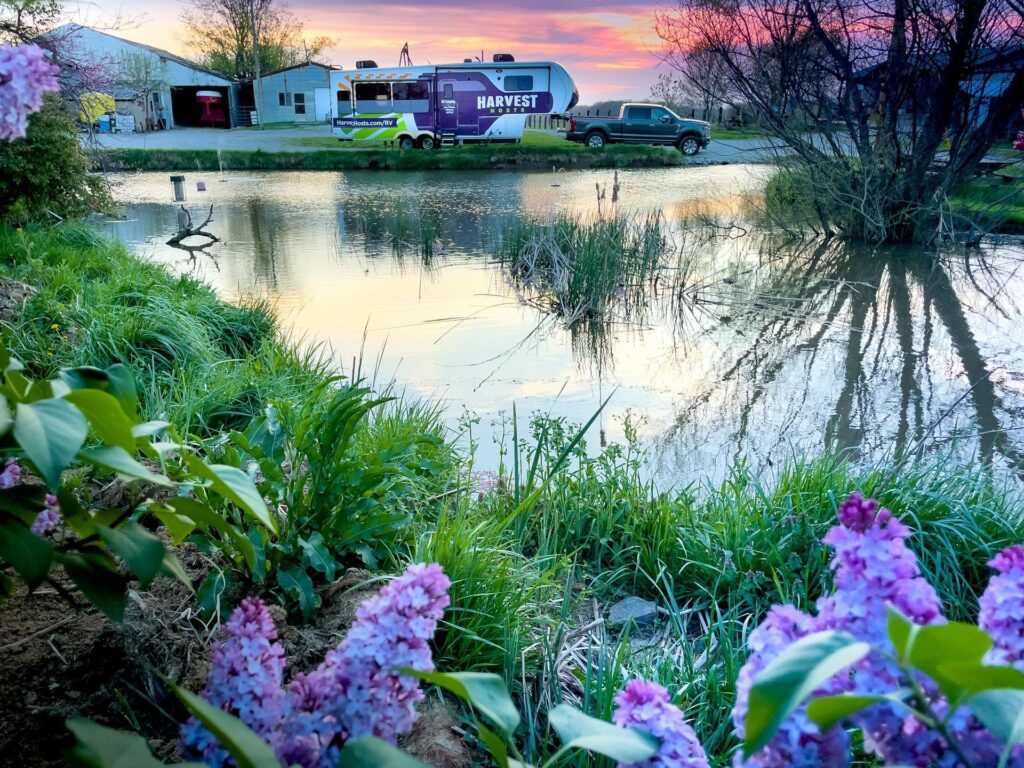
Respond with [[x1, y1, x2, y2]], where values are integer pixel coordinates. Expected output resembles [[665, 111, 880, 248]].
[[979, 545, 1024, 669], [733, 493, 1024, 767], [30, 494, 60, 536], [0, 458, 21, 489], [0, 43, 60, 142], [181, 598, 287, 768], [180, 563, 451, 768], [613, 680, 709, 768]]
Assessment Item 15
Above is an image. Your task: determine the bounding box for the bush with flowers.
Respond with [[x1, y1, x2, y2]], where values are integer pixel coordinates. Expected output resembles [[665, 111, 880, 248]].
[[64, 493, 1024, 767]]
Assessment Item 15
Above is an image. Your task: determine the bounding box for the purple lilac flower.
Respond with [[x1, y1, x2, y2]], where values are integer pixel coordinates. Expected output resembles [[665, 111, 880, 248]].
[[180, 597, 287, 768], [613, 680, 709, 768], [30, 494, 60, 536], [275, 563, 451, 768], [0, 43, 60, 142], [731, 605, 849, 767], [0, 458, 21, 489], [979, 545, 1024, 669]]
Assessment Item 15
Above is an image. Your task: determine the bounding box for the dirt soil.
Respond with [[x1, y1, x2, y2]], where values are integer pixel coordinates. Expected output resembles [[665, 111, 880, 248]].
[[0, 559, 471, 767]]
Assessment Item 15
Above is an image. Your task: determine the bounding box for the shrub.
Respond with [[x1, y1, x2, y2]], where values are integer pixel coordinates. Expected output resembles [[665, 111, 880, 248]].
[[0, 93, 110, 222]]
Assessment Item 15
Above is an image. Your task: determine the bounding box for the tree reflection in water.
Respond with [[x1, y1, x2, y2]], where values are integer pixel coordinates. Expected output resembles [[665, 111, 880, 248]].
[[657, 232, 1024, 477]]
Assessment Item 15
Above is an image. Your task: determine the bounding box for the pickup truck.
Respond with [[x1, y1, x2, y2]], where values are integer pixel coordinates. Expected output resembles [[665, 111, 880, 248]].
[[565, 103, 711, 155]]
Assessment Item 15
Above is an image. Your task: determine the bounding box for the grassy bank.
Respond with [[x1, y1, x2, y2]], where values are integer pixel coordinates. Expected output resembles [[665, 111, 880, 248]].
[[96, 142, 684, 173], [2, 222, 1022, 764]]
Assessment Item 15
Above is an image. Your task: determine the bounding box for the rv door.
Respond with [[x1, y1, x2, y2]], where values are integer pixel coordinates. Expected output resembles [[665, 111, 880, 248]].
[[438, 79, 458, 133]]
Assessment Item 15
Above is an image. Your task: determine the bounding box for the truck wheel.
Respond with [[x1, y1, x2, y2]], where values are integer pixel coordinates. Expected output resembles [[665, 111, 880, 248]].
[[679, 136, 701, 156], [585, 132, 606, 149], [419, 135, 437, 150], [399, 136, 415, 150]]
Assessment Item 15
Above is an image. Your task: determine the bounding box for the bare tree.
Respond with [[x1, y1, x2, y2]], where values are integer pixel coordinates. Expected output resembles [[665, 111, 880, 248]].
[[119, 50, 167, 131], [652, 46, 734, 120], [656, 0, 1024, 243]]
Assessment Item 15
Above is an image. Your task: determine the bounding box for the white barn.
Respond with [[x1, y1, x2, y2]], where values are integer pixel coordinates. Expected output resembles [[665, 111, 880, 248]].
[[52, 24, 238, 130]]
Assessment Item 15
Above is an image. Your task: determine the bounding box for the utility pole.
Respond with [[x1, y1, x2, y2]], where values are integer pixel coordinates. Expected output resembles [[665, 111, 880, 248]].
[[248, 0, 265, 130]]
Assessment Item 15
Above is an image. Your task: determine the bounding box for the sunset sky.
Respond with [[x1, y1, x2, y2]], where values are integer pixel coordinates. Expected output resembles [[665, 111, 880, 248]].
[[69, 1, 668, 102]]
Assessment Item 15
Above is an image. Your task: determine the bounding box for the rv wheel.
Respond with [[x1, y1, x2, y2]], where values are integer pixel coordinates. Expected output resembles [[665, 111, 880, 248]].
[[399, 136, 415, 150], [419, 136, 437, 150]]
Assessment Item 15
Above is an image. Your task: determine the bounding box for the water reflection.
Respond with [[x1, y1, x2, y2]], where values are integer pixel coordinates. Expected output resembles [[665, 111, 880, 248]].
[[101, 169, 1024, 484]]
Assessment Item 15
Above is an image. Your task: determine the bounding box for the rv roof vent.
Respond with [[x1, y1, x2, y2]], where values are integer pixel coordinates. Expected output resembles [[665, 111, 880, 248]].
[[493, 53, 515, 63], [464, 58, 473, 63], [355, 60, 378, 69]]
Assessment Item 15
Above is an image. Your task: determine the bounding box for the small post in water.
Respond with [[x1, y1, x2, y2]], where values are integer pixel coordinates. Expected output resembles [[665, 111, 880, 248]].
[[170, 175, 186, 202]]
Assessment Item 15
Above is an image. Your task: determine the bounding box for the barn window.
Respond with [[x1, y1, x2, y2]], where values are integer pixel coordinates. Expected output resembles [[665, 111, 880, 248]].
[[294, 92, 306, 115], [278, 92, 292, 107], [504, 75, 534, 92]]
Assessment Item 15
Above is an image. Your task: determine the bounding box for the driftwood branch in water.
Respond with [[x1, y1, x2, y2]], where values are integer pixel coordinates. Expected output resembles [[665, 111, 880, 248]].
[[167, 204, 221, 246]]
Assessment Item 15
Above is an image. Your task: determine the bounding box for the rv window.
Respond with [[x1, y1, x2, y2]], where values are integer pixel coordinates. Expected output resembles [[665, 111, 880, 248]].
[[278, 92, 292, 107], [443, 83, 454, 99], [504, 75, 534, 92], [355, 81, 391, 112], [392, 80, 430, 113], [337, 89, 352, 115], [625, 106, 653, 121], [294, 92, 306, 115]]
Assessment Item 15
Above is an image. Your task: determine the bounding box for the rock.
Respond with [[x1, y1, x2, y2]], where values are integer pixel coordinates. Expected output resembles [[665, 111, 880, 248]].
[[607, 597, 660, 627], [0, 278, 36, 324]]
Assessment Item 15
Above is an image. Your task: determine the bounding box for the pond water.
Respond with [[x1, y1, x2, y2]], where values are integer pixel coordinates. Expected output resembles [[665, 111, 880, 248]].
[[103, 167, 1024, 485]]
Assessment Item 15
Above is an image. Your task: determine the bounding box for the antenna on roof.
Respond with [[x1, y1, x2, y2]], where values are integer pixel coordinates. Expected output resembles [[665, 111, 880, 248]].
[[399, 42, 413, 67]]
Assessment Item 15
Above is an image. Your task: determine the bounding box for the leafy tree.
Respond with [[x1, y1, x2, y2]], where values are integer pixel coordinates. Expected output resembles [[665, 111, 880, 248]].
[[180, 0, 333, 80], [0, 92, 110, 221]]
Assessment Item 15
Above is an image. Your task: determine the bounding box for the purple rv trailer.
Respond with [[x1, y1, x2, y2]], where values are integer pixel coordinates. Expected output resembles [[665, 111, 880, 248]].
[[330, 58, 579, 149]]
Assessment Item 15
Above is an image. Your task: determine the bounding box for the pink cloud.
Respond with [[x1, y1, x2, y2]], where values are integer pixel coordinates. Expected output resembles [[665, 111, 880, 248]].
[[84, 0, 666, 101]]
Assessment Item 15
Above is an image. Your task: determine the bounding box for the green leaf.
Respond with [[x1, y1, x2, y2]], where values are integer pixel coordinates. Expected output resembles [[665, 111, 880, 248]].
[[743, 631, 870, 758], [0, 515, 54, 587], [337, 736, 431, 767], [184, 456, 276, 534], [132, 420, 171, 439], [58, 552, 130, 621], [96, 523, 171, 588], [60, 365, 138, 420], [547, 704, 659, 764], [171, 685, 281, 768], [277, 565, 317, 621], [14, 398, 88, 488], [807, 691, 910, 731], [888, 608, 993, 703], [65, 718, 204, 768], [299, 532, 337, 581], [0, 395, 11, 437], [969, 689, 1024, 748], [938, 663, 1024, 695], [151, 508, 197, 545], [405, 670, 521, 736], [152, 497, 256, 572], [64, 389, 135, 452], [476, 723, 510, 768], [78, 446, 171, 485]]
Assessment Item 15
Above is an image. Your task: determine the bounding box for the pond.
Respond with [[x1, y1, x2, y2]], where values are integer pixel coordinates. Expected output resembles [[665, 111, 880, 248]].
[[102, 167, 1024, 485]]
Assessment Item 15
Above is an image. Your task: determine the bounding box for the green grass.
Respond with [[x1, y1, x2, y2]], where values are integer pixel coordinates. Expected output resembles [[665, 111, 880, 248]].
[[497, 210, 671, 324], [97, 141, 680, 173], [709, 124, 771, 141], [951, 175, 1024, 233]]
